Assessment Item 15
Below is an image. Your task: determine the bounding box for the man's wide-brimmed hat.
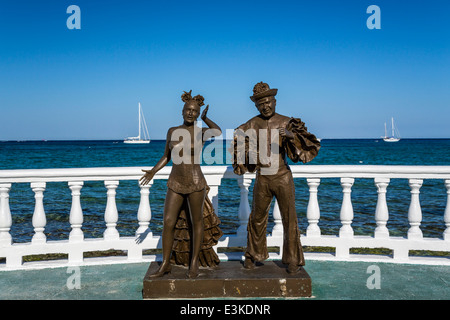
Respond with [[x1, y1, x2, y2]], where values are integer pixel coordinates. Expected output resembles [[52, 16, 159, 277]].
[[250, 81, 278, 102]]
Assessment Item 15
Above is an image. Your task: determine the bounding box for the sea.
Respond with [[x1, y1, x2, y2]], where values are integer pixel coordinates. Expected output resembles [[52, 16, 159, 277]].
[[1, 138, 450, 243]]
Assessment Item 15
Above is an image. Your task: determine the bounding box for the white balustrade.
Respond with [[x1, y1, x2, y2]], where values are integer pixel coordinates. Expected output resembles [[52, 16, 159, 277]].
[[1, 165, 450, 270], [104, 180, 120, 240], [445, 180, 450, 241], [69, 181, 84, 242], [306, 178, 321, 237], [136, 181, 152, 237], [31, 182, 47, 244], [0, 183, 12, 246], [339, 177, 354, 238], [236, 174, 251, 238], [374, 178, 390, 239], [407, 179, 423, 240], [206, 174, 223, 216]]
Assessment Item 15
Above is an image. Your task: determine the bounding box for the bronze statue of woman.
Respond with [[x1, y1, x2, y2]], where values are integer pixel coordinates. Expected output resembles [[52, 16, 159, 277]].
[[140, 90, 223, 278]]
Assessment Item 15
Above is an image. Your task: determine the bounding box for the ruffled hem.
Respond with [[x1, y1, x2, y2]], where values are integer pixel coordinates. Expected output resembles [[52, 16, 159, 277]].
[[170, 248, 221, 267]]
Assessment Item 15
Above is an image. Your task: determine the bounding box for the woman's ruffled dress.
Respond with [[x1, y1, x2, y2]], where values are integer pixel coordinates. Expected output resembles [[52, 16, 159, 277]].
[[170, 186, 223, 267]]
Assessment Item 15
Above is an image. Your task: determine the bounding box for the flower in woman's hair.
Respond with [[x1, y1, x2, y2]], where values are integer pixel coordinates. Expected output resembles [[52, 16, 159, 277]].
[[181, 90, 193, 103], [193, 94, 205, 107], [181, 90, 205, 107]]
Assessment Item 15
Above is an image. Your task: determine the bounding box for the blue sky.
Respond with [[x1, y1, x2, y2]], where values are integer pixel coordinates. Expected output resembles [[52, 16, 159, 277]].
[[0, 0, 449, 140]]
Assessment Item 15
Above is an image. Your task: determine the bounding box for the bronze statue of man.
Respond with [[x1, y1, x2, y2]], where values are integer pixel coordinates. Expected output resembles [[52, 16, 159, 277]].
[[231, 82, 321, 273]]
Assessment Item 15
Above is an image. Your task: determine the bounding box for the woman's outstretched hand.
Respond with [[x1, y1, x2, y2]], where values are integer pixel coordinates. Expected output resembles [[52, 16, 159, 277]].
[[140, 169, 155, 186]]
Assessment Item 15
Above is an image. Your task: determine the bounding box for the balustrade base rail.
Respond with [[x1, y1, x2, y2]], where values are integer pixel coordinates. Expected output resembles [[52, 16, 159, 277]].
[[1, 233, 449, 271], [1, 165, 450, 270]]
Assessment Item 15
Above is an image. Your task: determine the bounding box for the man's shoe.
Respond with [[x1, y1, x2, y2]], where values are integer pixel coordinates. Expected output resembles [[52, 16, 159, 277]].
[[287, 263, 300, 274]]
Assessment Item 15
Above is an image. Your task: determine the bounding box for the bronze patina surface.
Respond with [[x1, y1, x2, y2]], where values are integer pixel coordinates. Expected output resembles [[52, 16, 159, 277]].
[[140, 91, 223, 279], [143, 260, 311, 299], [231, 82, 321, 274]]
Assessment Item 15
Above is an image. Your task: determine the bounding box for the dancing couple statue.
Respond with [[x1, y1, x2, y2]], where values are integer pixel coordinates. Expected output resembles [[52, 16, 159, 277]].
[[140, 82, 321, 278]]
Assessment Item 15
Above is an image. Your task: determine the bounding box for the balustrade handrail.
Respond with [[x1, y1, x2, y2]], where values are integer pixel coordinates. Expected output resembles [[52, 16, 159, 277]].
[[1, 164, 450, 183], [1, 164, 449, 270]]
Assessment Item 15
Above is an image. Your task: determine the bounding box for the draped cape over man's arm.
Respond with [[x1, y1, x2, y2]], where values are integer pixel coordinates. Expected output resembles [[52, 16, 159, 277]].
[[284, 117, 321, 164]]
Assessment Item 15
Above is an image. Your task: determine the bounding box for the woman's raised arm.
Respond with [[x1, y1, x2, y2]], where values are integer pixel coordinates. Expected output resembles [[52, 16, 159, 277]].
[[201, 105, 222, 136]]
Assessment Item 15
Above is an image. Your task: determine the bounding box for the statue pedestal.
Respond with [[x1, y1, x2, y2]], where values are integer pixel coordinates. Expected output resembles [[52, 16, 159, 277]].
[[142, 260, 311, 299]]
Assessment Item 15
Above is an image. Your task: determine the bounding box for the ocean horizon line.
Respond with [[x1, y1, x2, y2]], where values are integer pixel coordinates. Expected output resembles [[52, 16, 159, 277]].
[[2, 138, 450, 142]]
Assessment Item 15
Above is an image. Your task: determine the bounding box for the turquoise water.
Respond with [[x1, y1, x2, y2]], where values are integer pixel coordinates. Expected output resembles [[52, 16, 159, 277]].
[[1, 139, 449, 242]]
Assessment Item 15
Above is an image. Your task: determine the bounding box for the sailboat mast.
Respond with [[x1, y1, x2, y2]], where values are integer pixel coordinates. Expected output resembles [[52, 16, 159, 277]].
[[138, 102, 141, 140], [391, 117, 394, 137]]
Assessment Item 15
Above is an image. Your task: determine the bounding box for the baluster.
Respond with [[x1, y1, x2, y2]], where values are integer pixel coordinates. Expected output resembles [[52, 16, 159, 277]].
[[374, 178, 390, 238], [104, 180, 120, 240], [136, 180, 152, 237], [237, 175, 252, 237], [0, 183, 12, 246], [31, 182, 47, 243], [31, 182, 47, 244], [69, 181, 84, 242], [272, 199, 283, 237], [339, 178, 354, 238], [443, 180, 450, 241], [407, 179, 423, 240], [306, 178, 321, 237], [207, 175, 222, 217]]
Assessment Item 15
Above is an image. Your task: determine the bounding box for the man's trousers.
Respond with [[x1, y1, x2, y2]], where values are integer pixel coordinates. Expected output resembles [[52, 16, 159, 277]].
[[245, 170, 305, 266]]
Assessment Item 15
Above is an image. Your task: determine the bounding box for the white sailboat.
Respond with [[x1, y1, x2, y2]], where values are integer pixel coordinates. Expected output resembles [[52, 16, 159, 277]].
[[124, 102, 150, 144], [383, 117, 400, 142]]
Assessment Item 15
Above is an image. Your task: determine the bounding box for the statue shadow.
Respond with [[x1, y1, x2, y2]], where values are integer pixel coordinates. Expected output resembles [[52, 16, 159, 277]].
[[135, 228, 151, 244]]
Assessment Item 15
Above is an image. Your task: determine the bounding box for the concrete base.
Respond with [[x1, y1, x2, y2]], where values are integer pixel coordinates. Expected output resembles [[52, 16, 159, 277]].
[[142, 260, 311, 299]]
